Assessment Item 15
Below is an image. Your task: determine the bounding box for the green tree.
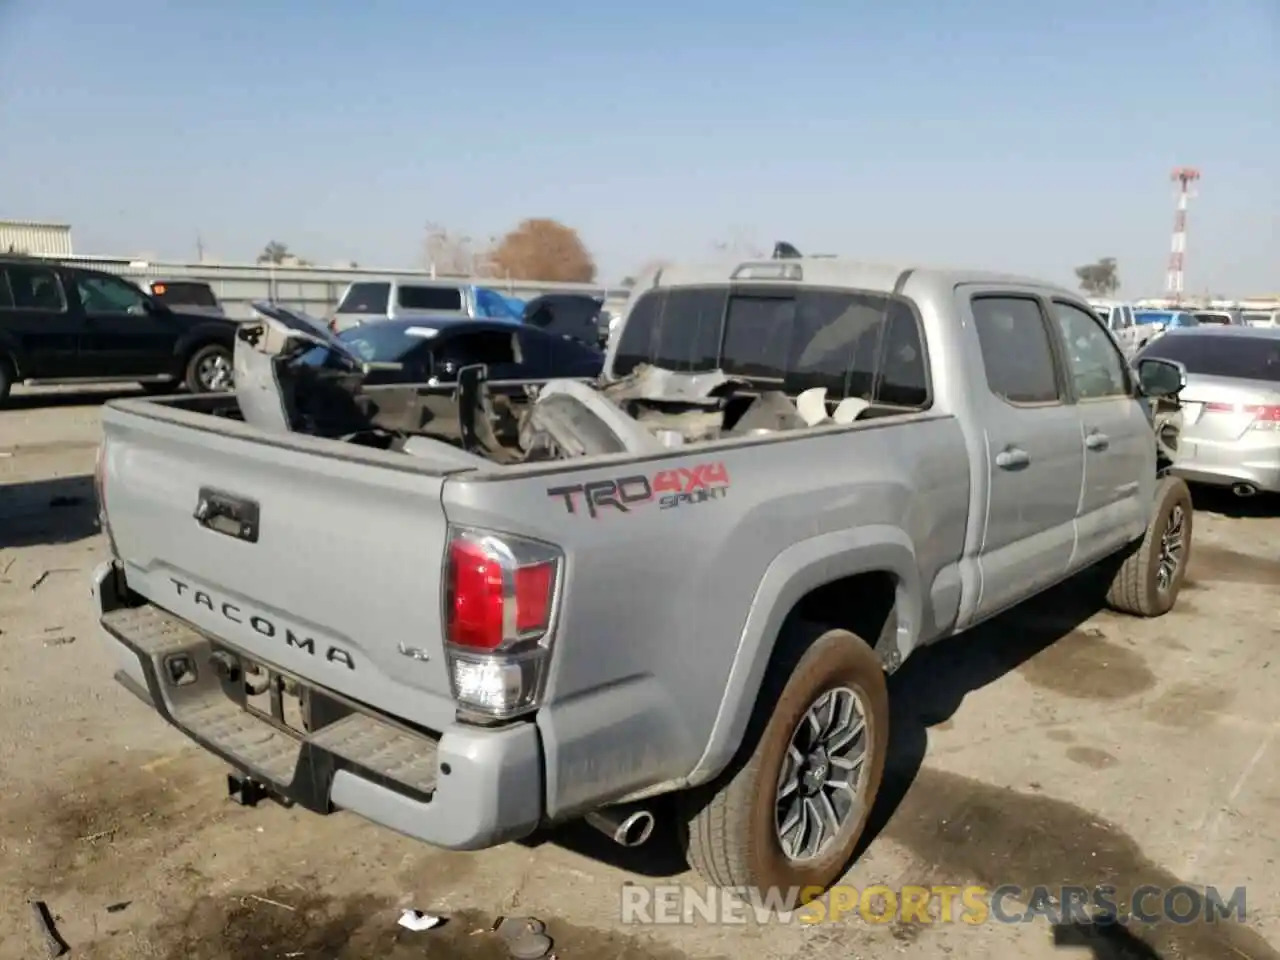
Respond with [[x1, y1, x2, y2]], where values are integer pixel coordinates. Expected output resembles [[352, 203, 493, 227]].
[[1075, 258, 1120, 296]]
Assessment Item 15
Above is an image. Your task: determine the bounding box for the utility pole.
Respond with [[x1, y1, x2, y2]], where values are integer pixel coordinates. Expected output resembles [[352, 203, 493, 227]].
[[1166, 168, 1200, 304]]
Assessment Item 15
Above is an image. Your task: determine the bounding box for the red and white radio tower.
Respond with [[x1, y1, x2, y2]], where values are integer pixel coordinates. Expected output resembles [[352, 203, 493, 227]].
[[1166, 167, 1200, 302]]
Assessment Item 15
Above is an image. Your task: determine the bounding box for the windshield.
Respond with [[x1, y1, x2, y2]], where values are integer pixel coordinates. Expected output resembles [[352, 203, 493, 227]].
[[337, 323, 443, 362], [1140, 334, 1280, 382]]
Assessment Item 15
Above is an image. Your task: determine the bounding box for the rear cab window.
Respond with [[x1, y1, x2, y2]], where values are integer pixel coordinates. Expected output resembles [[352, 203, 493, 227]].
[[150, 281, 218, 308], [336, 282, 390, 315], [0, 263, 67, 312], [612, 284, 930, 410], [397, 285, 464, 312]]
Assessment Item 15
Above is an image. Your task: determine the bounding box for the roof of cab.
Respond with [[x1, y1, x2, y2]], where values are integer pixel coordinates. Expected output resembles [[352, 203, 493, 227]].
[[644, 257, 1083, 301]]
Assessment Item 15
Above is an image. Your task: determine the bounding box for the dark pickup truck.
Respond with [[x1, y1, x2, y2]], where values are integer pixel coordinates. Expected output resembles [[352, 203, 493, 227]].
[[0, 257, 237, 402]]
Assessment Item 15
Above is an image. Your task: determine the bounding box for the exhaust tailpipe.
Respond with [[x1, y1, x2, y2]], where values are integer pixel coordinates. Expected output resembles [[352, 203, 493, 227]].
[[585, 806, 655, 847], [1231, 482, 1258, 498]]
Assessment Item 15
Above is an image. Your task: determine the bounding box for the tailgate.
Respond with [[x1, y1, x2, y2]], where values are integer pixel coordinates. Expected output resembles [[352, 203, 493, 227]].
[[98, 401, 474, 731]]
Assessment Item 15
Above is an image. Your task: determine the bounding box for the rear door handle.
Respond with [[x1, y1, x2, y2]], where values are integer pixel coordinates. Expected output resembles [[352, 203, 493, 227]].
[[194, 487, 260, 543], [1085, 431, 1110, 451], [995, 446, 1030, 470]]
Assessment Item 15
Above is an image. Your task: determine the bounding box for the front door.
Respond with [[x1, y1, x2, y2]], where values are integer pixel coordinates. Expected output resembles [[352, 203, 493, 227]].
[[961, 290, 1085, 622], [1047, 298, 1155, 566], [71, 273, 175, 377]]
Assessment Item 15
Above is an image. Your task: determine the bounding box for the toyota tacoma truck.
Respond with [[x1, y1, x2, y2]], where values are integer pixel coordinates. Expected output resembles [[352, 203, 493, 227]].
[[92, 263, 1192, 898]]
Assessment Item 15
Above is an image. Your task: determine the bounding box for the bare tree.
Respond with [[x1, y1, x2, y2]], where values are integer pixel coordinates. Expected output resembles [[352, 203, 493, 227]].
[[424, 223, 477, 277]]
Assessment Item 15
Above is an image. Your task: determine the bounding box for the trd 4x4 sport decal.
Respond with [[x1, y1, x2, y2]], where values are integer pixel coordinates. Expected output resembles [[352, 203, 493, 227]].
[[547, 461, 730, 519]]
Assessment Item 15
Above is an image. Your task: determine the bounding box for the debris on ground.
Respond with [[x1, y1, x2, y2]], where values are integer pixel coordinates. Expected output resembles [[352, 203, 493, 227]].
[[397, 908, 442, 932], [494, 915, 554, 959], [105, 901, 131, 913], [30, 568, 77, 591], [29, 900, 69, 958], [41, 627, 76, 647]]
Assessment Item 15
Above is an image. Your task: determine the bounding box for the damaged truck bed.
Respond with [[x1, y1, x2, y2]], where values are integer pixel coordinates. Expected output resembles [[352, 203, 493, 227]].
[[218, 300, 873, 466], [92, 267, 1193, 899]]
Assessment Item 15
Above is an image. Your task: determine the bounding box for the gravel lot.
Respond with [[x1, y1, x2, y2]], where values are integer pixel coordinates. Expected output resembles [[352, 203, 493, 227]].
[[2, 385, 1278, 960]]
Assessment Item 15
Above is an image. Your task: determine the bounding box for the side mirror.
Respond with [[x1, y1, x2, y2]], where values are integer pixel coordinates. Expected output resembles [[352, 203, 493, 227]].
[[1135, 357, 1186, 398]]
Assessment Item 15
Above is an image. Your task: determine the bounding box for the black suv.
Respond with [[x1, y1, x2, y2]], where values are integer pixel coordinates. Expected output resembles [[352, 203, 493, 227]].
[[0, 257, 237, 402]]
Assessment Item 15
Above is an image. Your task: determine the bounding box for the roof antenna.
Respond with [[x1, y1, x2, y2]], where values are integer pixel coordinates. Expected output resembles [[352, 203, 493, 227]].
[[772, 241, 802, 260]]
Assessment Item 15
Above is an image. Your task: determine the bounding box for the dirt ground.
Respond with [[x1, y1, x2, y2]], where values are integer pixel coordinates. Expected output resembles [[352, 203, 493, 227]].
[[2, 385, 1278, 960]]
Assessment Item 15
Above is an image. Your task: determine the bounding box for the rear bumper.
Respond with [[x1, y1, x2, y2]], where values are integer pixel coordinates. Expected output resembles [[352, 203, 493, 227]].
[[93, 560, 543, 851], [1172, 446, 1280, 493]]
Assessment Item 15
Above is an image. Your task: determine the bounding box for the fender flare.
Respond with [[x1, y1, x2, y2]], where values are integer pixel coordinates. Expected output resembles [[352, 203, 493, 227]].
[[686, 525, 922, 786]]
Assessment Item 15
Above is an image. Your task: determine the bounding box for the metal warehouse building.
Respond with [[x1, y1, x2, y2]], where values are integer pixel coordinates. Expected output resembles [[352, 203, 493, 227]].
[[0, 219, 74, 257]]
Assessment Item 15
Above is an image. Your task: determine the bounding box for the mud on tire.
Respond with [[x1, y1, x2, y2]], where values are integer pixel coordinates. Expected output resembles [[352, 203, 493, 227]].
[[679, 621, 889, 899], [1104, 475, 1193, 617]]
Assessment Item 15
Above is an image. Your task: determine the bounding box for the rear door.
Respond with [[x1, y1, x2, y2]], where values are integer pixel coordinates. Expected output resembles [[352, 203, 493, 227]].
[[72, 272, 177, 377], [962, 290, 1085, 620], [0, 262, 82, 378], [1047, 298, 1154, 564]]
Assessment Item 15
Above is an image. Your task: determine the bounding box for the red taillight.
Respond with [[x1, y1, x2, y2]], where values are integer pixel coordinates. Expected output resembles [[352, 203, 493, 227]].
[[446, 532, 558, 652], [1204, 402, 1280, 427]]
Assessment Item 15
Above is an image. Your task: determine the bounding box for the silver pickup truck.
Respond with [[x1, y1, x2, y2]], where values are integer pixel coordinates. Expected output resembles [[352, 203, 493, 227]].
[[92, 260, 1192, 899]]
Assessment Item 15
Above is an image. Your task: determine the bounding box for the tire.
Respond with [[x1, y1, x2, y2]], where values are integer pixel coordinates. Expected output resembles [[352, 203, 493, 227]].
[[1104, 475, 1193, 617], [0, 354, 13, 402], [680, 622, 889, 898], [183, 343, 233, 393]]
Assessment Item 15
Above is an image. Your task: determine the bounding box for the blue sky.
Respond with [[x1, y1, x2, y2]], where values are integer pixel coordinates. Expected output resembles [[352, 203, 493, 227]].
[[1, 0, 1275, 294]]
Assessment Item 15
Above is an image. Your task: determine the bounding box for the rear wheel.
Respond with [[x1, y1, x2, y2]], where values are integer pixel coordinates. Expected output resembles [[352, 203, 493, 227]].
[[183, 343, 233, 393], [680, 622, 888, 898], [1104, 476, 1193, 617]]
